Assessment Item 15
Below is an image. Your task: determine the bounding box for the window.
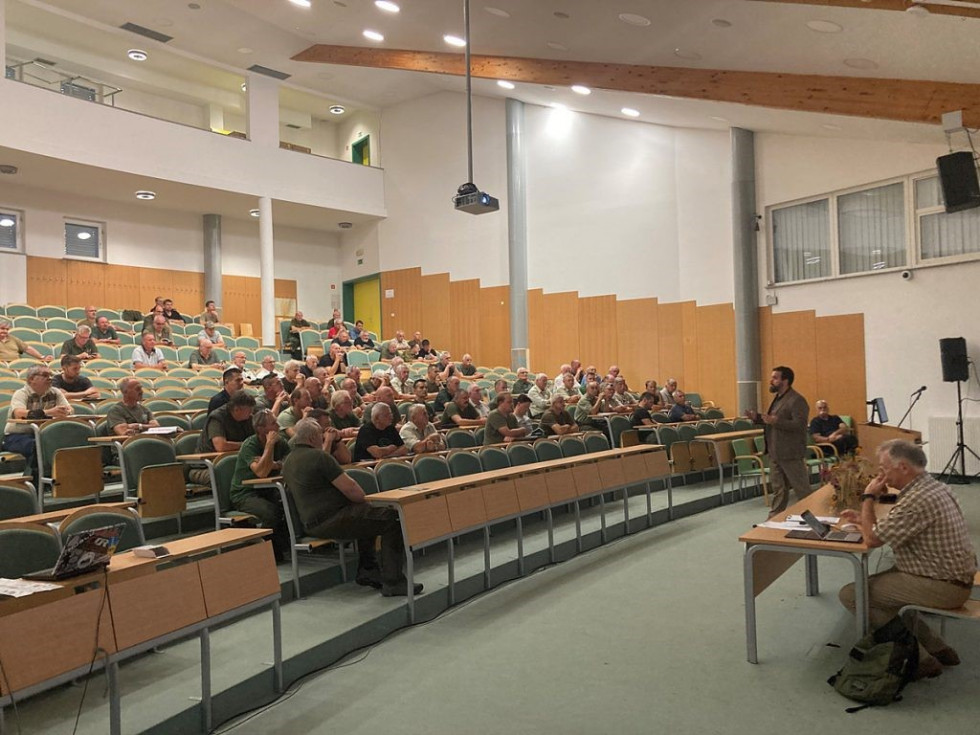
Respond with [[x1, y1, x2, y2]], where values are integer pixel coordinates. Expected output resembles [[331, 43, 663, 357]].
[[838, 182, 906, 274], [64, 220, 104, 261], [915, 176, 980, 261], [0, 210, 23, 253], [771, 199, 831, 283]]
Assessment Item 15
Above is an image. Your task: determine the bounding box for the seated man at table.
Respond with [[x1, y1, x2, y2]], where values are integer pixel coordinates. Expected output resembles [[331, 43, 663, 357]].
[[660, 378, 678, 407], [389, 363, 414, 401], [340, 378, 365, 414], [410, 379, 436, 421], [208, 366, 244, 414], [362, 386, 403, 430], [459, 354, 484, 379], [79, 304, 99, 330], [440, 389, 485, 430], [306, 377, 328, 410], [667, 391, 700, 422], [304, 408, 353, 465], [631, 391, 659, 427], [187, 390, 257, 484], [554, 372, 582, 405], [256, 374, 289, 417], [527, 373, 552, 419], [513, 393, 536, 435], [144, 314, 174, 346], [539, 394, 578, 437], [809, 400, 858, 457], [573, 381, 604, 429], [838, 439, 977, 680], [3, 365, 72, 483], [284, 418, 420, 595], [162, 298, 185, 325], [399, 403, 446, 454], [484, 391, 527, 445], [253, 356, 281, 384], [91, 315, 120, 345], [469, 385, 490, 419], [107, 378, 159, 436], [132, 333, 168, 371], [511, 367, 533, 396], [433, 375, 461, 414], [188, 337, 223, 370], [0, 319, 53, 363], [197, 320, 226, 348], [353, 403, 408, 462], [229, 409, 291, 561], [611, 377, 638, 410], [60, 324, 99, 360], [53, 354, 100, 401], [277, 388, 313, 438], [328, 389, 362, 442]]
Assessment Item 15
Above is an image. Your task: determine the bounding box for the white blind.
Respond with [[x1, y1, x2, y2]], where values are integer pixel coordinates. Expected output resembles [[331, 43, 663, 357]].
[[916, 176, 980, 259], [65, 222, 101, 259], [838, 182, 906, 274], [772, 199, 830, 283], [0, 212, 17, 251]]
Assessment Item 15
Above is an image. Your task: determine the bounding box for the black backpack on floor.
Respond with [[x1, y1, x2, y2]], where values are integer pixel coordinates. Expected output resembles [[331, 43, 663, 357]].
[[828, 616, 919, 712]]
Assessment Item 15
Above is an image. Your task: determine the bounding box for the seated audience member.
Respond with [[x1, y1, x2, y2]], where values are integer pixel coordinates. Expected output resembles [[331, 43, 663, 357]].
[[144, 314, 174, 346], [285, 310, 310, 359], [631, 392, 659, 427], [390, 363, 414, 400], [329, 389, 362, 440], [554, 372, 582, 404], [579, 365, 599, 388], [484, 391, 527, 445], [79, 305, 99, 329], [284, 418, 420, 595], [253, 356, 280, 384], [148, 296, 165, 314], [607, 365, 622, 381], [597, 381, 629, 414], [230, 351, 257, 384], [0, 319, 53, 362], [513, 394, 536, 434], [385, 356, 405, 381], [162, 299, 185, 325], [362, 386, 402, 429], [198, 390, 256, 454], [305, 408, 353, 465], [197, 320, 226, 348], [643, 380, 663, 407], [300, 354, 319, 379], [325, 309, 342, 335], [209, 366, 245, 414], [278, 388, 313, 438], [199, 300, 220, 324], [838, 439, 977, 681], [107, 378, 158, 436], [809, 400, 858, 456], [660, 378, 678, 407], [570, 360, 585, 384], [511, 367, 533, 396], [434, 375, 461, 414], [281, 359, 304, 395], [667, 391, 700, 422], [611, 377, 638, 410], [256, 374, 289, 416], [341, 378, 365, 413], [318, 342, 348, 376], [440, 389, 485, 429], [407, 331, 424, 350], [527, 373, 553, 419], [399, 403, 446, 454], [553, 363, 573, 388], [362, 370, 387, 398], [425, 364, 442, 394], [350, 319, 365, 341], [415, 339, 437, 360], [353, 329, 376, 350], [229, 409, 291, 561], [459, 354, 483, 378], [434, 351, 455, 382], [353, 403, 408, 462], [141, 304, 164, 333], [573, 381, 603, 428], [493, 378, 508, 397], [60, 325, 99, 360], [387, 330, 411, 357], [188, 337, 223, 369], [306, 377, 329, 410], [91, 315, 120, 344], [469, 385, 490, 418], [411, 379, 436, 421], [346, 366, 367, 395], [331, 328, 353, 350], [539, 395, 579, 436], [53, 355, 100, 401], [326, 318, 344, 340], [3, 365, 72, 481], [132, 333, 167, 371]]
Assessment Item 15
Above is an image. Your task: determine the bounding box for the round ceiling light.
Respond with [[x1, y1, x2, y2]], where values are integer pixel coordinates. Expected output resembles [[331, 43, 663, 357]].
[[844, 57, 878, 69], [547, 41, 568, 50], [289, 0, 312, 7], [76, 232, 92, 240], [618, 13, 651, 26], [806, 19, 843, 33], [375, 0, 400, 11], [249, 209, 261, 218], [711, 19, 732, 28], [135, 190, 156, 200], [496, 80, 515, 90], [127, 49, 148, 61], [444, 34, 467, 47], [674, 48, 702, 61], [621, 108, 640, 118], [484, 6, 510, 18], [329, 104, 346, 114], [571, 85, 591, 95], [338, 222, 353, 229], [363, 29, 385, 41]]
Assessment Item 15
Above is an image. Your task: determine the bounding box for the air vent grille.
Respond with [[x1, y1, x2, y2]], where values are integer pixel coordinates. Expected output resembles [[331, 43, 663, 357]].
[[247, 64, 291, 81], [120, 22, 173, 43]]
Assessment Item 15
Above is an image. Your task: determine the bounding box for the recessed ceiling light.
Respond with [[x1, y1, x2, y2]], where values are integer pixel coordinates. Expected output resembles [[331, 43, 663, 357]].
[[76, 232, 92, 240], [496, 80, 515, 90], [135, 190, 156, 200], [710, 116, 729, 123], [843, 57, 878, 69], [289, 0, 312, 7], [0, 165, 18, 175], [187, 2, 201, 9], [621, 107, 640, 117], [375, 0, 399, 12], [806, 19, 843, 33], [905, 4, 929, 16], [571, 85, 590, 95], [329, 104, 346, 114], [546, 41, 568, 50], [674, 48, 702, 61], [551, 103, 567, 110], [444, 34, 467, 47], [363, 29, 385, 41], [711, 19, 732, 28], [554, 11, 570, 19], [241, 82, 247, 91], [542, 85, 556, 91], [484, 6, 510, 18], [618, 13, 651, 26], [249, 209, 261, 218], [237, 47, 253, 54], [127, 49, 148, 61], [821, 123, 842, 130], [338, 222, 353, 229], [0, 218, 15, 227]]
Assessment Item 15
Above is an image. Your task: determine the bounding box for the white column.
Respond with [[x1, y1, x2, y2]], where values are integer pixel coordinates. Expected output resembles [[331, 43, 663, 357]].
[[207, 104, 225, 132], [258, 197, 276, 347], [0, 0, 7, 71], [246, 72, 279, 148]]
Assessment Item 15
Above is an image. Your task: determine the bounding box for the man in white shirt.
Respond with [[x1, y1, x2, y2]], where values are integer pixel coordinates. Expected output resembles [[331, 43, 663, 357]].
[[527, 373, 552, 419], [132, 333, 167, 371]]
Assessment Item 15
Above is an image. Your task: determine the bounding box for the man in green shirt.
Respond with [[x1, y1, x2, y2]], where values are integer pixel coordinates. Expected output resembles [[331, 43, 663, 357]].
[[59, 325, 99, 360], [188, 337, 222, 369], [283, 418, 421, 596], [106, 378, 159, 436], [540, 395, 579, 436], [230, 409, 290, 561], [440, 389, 485, 430], [328, 389, 361, 441], [484, 391, 527, 445]]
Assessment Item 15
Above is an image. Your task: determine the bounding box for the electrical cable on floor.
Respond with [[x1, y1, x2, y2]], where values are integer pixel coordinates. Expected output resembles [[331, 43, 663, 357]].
[[71, 569, 111, 735]]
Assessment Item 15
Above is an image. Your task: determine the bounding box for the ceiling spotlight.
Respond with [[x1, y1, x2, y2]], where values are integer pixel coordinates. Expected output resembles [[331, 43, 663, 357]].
[[329, 104, 346, 114], [289, 0, 312, 7], [571, 85, 591, 95], [0, 164, 18, 175], [443, 34, 467, 47], [496, 80, 515, 90], [127, 49, 148, 62], [484, 6, 510, 18], [135, 190, 156, 200], [618, 13, 651, 26], [363, 29, 385, 41], [674, 48, 702, 61], [711, 19, 732, 28], [76, 232, 92, 240], [0, 218, 15, 227], [806, 19, 843, 33], [621, 107, 640, 117], [338, 221, 353, 229], [249, 209, 261, 218], [375, 0, 399, 11]]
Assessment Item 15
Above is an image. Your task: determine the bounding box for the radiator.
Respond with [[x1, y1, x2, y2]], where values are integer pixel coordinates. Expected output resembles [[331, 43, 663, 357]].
[[928, 417, 980, 475]]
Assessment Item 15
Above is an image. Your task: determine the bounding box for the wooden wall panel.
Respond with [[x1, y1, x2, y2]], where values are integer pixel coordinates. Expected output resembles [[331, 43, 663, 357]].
[[615, 298, 659, 388], [138, 268, 173, 312], [478, 285, 510, 368], [770, 309, 818, 415], [526, 288, 545, 372], [537, 291, 579, 377], [243, 277, 262, 338], [680, 300, 701, 391], [65, 260, 105, 309], [380, 268, 423, 340], [172, 271, 205, 317], [420, 273, 451, 353], [26, 256, 67, 307], [658, 302, 686, 388], [221, 276, 250, 333], [577, 296, 618, 375], [274, 279, 297, 302], [448, 279, 480, 362], [695, 303, 736, 413], [103, 265, 140, 311], [815, 314, 867, 424]]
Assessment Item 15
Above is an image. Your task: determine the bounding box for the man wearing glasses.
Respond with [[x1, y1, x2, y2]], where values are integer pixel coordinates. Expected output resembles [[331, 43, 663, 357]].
[[2, 364, 72, 484]]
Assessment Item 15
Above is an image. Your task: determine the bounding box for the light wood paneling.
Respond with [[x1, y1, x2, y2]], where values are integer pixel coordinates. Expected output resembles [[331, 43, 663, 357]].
[[221, 275, 250, 332], [26, 256, 67, 307], [526, 288, 545, 372], [658, 302, 686, 388], [380, 267, 423, 340], [420, 273, 451, 353], [770, 309, 818, 414], [680, 301, 700, 390], [138, 268, 174, 311], [449, 279, 480, 362], [172, 271, 205, 316], [577, 296, 617, 376], [615, 298, 658, 388], [479, 285, 510, 368], [815, 313, 867, 424], [104, 264, 141, 310], [274, 279, 297, 302], [537, 291, 579, 377], [65, 260, 105, 309], [696, 303, 737, 413]]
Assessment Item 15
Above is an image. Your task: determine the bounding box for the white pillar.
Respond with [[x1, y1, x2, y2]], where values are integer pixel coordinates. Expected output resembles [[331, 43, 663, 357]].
[[0, 0, 7, 71], [258, 197, 276, 347], [246, 72, 279, 148], [208, 104, 225, 132]]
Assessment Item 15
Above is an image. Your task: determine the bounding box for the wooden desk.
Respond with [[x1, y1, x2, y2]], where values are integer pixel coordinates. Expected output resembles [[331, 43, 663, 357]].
[[739, 484, 889, 663], [855, 423, 922, 458], [14, 501, 136, 527], [693, 429, 763, 500]]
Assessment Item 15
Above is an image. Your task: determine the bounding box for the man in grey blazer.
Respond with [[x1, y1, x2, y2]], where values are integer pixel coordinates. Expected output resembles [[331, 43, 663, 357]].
[[746, 365, 811, 517]]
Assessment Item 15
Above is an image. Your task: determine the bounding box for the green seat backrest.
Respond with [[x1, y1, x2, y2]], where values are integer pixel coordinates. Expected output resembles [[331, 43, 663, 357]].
[[446, 430, 477, 449], [375, 461, 417, 492], [347, 467, 381, 495], [686, 392, 703, 408], [0, 485, 39, 520], [715, 421, 734, 433], [121, 437, 177, 493], [61, 511, 144, 552], [559, 437, 587, 457], [448, 451, 482, 477], [479, 447, 510, 471], [506, 443, 538, 466], [413, 457, 451, 483], [732, 418, 754, 431], [583, 432, 610, 453], [173, 431, 201, 456], [607, 415, 632, 448], [695, 423, 716, 436], [677, 425, 698, 442], [211, 454, 238, 513], [0, 529, 61, 577], [656, 426, 680, 450], [534, 440, 562, 462], [39, 419, 95, 475]]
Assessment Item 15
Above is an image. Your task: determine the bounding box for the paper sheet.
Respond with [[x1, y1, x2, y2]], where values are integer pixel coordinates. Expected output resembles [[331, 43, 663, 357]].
[[0, 578, 61, 597]]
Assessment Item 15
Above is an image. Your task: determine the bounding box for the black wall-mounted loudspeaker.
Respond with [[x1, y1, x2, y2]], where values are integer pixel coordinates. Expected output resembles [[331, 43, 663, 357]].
[[939, 337, 969, 383], [936, 152, 980, 213]]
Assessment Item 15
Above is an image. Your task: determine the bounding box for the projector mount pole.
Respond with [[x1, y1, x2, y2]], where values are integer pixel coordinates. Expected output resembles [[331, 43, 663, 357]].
[[464, 0, 474, 187]]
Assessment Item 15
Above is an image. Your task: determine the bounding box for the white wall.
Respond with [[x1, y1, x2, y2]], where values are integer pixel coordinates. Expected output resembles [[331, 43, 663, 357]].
[[112, 87, 209, 130], [755, 132, 979, 456], [338, 110, 383, 167]]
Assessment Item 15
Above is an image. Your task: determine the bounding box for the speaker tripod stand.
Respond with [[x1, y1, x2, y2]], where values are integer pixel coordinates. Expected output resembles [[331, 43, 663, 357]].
[[939, 380, 980, 484]]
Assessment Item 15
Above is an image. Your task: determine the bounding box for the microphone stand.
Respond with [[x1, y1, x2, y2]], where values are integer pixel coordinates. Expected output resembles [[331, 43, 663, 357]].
[[896, 390, 925, 429]]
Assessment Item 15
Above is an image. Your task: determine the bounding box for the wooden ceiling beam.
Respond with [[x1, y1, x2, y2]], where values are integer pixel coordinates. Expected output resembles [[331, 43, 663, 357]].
[[747, 0, 980, 20], [292, 44, 980, 127]]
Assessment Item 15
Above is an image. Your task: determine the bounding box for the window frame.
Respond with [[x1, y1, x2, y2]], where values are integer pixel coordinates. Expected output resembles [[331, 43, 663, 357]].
[[63, 218, 107, 263], [0, 207, 25, 255], [911, 171, 980, 267]]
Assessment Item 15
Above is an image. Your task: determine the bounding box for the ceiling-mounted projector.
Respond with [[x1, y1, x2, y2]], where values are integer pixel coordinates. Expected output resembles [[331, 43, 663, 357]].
[[454, 182, 499, 215]]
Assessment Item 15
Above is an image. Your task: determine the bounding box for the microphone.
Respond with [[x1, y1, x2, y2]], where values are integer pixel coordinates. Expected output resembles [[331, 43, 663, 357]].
[[910, 386, 927, 397]]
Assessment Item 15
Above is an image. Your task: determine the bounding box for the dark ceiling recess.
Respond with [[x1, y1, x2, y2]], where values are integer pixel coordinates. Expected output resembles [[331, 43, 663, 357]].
[[247, 64, 291, 81], [119, 22, 174, 44]]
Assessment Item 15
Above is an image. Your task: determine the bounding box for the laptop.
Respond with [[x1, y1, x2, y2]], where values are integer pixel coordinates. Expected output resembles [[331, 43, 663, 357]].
[[23, 523, 126, 581], [785, 510, 863, 543]]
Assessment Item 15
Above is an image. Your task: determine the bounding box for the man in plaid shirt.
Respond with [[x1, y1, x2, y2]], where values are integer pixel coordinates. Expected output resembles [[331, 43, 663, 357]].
[[839, 439, 976, 680]]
